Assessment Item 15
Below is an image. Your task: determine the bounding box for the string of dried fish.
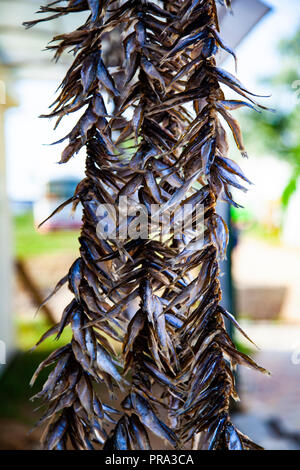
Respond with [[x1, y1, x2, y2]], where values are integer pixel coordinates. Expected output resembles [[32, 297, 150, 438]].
[[25, 0, 267, 450]]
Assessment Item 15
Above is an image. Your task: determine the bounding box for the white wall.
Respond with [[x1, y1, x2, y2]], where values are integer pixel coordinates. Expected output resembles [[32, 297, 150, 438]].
[[0, 102, 15, 372]]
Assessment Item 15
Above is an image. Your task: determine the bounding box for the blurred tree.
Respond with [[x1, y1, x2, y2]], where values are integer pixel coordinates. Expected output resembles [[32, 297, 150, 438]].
[[241, 27, 300, 214]]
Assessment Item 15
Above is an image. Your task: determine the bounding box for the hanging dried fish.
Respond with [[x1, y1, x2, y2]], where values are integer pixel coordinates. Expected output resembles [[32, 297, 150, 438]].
[[25, 0, 267, 450]]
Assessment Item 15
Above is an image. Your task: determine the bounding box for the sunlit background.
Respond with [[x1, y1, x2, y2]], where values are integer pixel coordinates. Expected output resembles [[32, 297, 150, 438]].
[[0, 0, 300, 450]]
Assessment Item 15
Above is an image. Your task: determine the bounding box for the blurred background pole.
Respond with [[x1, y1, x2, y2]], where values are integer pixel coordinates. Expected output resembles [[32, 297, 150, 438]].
[[218, 203, 235, 334], [218, 202, 240, 406], [0, 67, 16, 372]]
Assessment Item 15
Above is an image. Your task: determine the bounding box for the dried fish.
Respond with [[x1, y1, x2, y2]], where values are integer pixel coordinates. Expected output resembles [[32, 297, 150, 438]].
[[25, 0, 267, 451]]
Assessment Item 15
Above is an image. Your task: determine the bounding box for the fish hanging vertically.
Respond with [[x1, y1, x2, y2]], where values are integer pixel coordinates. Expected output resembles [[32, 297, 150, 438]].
[[24, 0, 268, 450]]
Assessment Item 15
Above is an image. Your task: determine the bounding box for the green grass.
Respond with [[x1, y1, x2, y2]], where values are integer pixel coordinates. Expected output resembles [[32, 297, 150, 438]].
[[14, 212, 79, 259], [0, 316, 71, 423], [16, 316, 72, 353], [0, 350, 53, 422], [2, 211, 77, 421]]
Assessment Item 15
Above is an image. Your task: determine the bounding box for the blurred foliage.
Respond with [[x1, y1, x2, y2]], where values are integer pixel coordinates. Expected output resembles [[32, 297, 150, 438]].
[[231, 206, 281, 244], [14, 212, 79, 259], [241, 27, 300, 214], [231, 206, 253, 225]]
